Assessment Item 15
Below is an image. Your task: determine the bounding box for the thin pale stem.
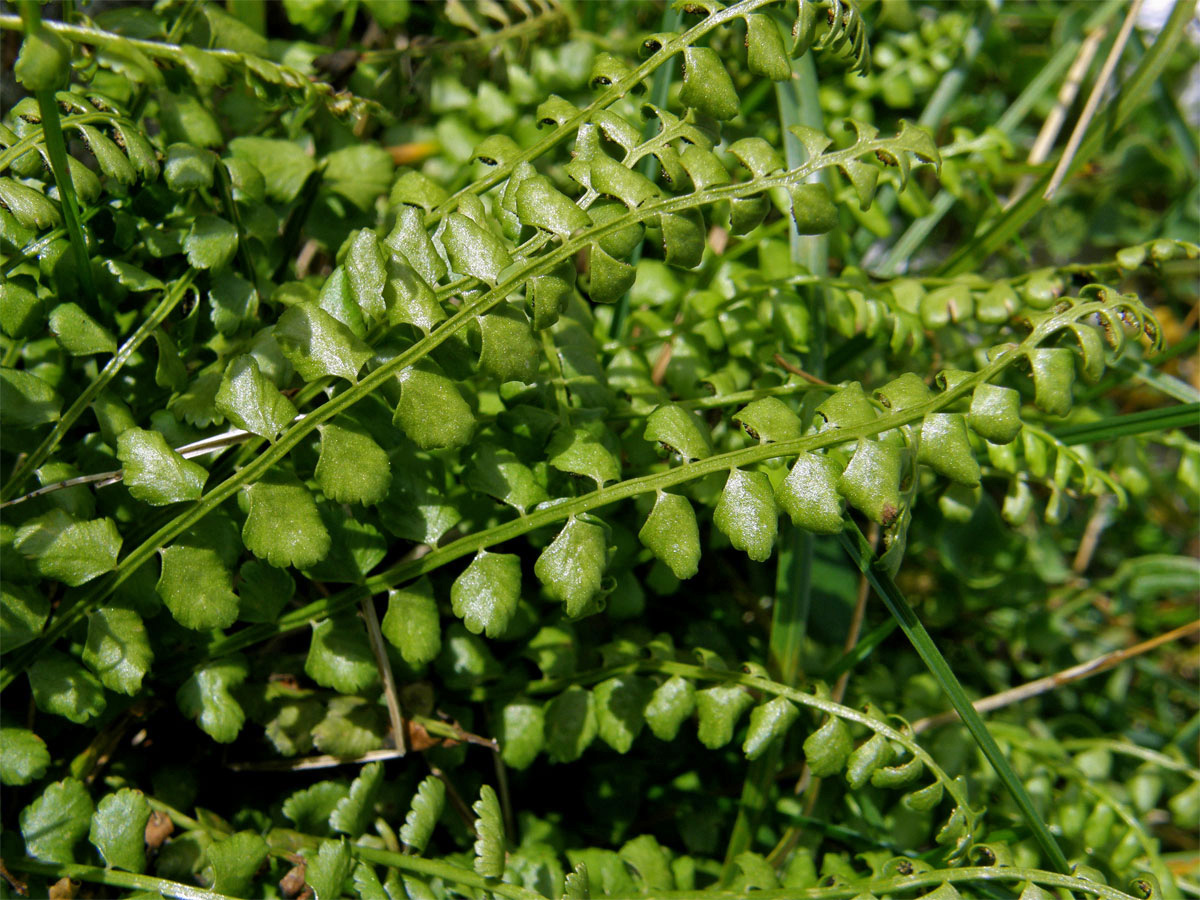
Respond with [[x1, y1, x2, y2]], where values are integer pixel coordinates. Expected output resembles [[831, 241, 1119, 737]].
[[772, 353, 830, 386], [1044, 0, 1145, 200], [1071, 493, 1115, 573], [940, 0, 1192, 275], [1007, 25, 1106, 207], [912, 619, 1200, 734], [1, 274, 196, 501], [833, 523, 876, 703], [229, 748, 407, 771], [0, 418, 287, 508], [360, 594, 407, 755]]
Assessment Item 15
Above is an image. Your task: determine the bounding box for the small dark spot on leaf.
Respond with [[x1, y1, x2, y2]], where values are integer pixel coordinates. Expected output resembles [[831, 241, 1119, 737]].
[[880, 503, 899, 526]]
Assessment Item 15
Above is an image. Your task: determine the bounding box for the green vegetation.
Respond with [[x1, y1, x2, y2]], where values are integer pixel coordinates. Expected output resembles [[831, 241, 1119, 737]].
[[1, 1, 1197, 898]]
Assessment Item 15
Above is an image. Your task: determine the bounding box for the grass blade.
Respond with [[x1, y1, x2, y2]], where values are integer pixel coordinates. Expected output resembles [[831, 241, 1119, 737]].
[[1052, 402, 1200, 445], [938, 0, 1194, 276], [838, 523, 1072, 875]]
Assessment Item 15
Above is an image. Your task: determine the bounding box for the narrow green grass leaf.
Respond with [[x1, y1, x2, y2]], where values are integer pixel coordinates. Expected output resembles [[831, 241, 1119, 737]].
[[839, 525, 1070, 875]]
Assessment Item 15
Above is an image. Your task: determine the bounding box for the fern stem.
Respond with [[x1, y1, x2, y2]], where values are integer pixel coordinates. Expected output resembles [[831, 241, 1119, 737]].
[[838, 523, 1072, 875], [31, 104, 98, 304], [0, 111, 123, 173], [0, 273, 196, 501], [349, 846, 545, 900], [0, 130, 938, 691], [161, 296, 1137, 686], [359, 3, 568, 65], [2, 858, 232, 900], [214, 159, 259, 286], [609, 4, 683, 341], [724, 46, 832, 876], [994, 721, 1180, 894], [511, 657, 972, 816], [422, 0, 779, 227], [13, 3, 96, 303], [1056, 737, 1200, 780], [1, 205, 103, 278], [0, 13, 381, 119]]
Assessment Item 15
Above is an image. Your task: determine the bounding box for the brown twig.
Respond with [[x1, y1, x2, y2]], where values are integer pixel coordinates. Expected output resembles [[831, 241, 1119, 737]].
[[1072, 493, 1115, 574], [834, 522, 878, 703], [1008, 26, 1105, 207], [493, 747, 516, 845], [1044, 0, 1145, 201], [430, 764, 477, 835], [912, 619, 1200, 734], [360, 595, 407, 755], [650, 338, 674, 386], [773, 353, 831, 387], [0, 859, 28, 897]]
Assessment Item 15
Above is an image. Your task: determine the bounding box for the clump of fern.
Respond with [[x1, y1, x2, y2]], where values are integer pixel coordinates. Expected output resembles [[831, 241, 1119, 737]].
[[0, 2, 1196, 899]]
